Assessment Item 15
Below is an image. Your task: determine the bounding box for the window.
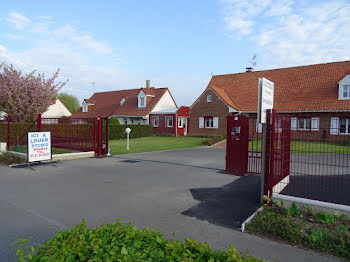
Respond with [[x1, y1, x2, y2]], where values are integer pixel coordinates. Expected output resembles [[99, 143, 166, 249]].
[[205, 117, 213, 128], [124, 118, 127, 125], [178, 117, 183, 128], [82, 102, 88, 112], [140, 97, 145, 107], [204, 117, 219, 129], [152, 116, 159, 127], [343, 85, 349, 99], [298, 118, 311, 131], [339, 118, 350, 134], [120, 97, 126, 106], [166, 116, 173, 127], [207, 95, 212, 102]]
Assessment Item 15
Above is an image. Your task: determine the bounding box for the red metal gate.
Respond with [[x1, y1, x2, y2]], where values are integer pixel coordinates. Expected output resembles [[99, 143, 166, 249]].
[[2, 114, 109, 157], [264, 109, 291, 197]]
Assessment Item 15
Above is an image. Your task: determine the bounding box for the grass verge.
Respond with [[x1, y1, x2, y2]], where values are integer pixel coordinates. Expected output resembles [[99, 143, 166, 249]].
[[249, 139, 350, 154], [14, 220, 263, 262], [0, 152, 26, 165], [246, 203, 350, 261], [109, 136, 207, 155]]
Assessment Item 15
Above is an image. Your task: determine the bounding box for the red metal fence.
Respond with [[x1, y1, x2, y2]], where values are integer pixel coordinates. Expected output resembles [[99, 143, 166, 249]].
[[0, 114, 108, 156], [244, 110, 350, 206]]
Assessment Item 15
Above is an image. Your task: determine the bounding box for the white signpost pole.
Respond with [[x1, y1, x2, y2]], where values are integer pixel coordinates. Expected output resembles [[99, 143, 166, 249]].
[[258, 77, 274, 203], [125, 127, 131, 150]]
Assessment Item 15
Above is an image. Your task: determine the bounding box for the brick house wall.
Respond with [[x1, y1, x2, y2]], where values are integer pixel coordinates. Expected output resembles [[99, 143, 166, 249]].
[[247, 112, 350, 144], [149, 113, 176, 136], [189, 88, 231, 136]]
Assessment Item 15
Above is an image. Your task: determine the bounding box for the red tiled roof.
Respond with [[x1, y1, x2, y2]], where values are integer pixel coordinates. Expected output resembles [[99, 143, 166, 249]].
[[207, 60, 350, 112], [72, 88, 169, 118], [177, 106, 189, 117]]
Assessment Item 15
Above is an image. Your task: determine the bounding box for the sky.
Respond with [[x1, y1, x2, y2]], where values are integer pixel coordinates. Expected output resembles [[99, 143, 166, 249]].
[[0, 0, 349, 106]]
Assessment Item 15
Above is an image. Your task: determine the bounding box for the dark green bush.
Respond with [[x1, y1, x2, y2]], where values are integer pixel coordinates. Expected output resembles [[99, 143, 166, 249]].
[[15, 220, 263, 262], [201, 136, 225, 146], [109, 125, 152, 140], [246, 205, 350, 261], [109, 117, 120, 125]]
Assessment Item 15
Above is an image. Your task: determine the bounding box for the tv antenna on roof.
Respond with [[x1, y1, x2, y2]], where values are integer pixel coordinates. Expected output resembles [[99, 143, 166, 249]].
[[249, 54, 257, 71]]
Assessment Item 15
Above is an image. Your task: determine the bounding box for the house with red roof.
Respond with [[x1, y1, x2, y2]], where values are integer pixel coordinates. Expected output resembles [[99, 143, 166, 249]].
[[72, 80, 178, 125], [149, 106, 189, 136], [189, 60, 350, 140]]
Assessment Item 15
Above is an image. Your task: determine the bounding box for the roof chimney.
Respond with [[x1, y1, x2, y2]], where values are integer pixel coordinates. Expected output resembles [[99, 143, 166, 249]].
[[146, 80, 150, 88], [246, 67, 253, 72]]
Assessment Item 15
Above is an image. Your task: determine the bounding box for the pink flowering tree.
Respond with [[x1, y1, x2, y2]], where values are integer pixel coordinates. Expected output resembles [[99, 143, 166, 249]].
[[0, 63, 67, 122]]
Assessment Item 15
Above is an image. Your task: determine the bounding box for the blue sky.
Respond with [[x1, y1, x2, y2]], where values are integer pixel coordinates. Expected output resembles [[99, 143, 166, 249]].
[[0, 0, 349, 106]]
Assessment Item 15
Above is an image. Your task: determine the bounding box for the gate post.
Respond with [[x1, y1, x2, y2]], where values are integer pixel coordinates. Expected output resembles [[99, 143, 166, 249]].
[[7, 116, 10, 150], [97, 117, 102, 157], [37, 114, 42, 132]]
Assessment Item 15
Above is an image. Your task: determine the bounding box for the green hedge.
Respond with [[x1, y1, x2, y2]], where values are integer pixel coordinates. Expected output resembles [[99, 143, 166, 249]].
[[109, 124, 152, 140], [15, 220, 263, 262]]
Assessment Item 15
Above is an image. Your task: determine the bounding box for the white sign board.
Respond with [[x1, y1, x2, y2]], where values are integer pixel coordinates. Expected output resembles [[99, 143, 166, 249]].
[[257, 77, 274, 124], [27, 132, 52, 163]]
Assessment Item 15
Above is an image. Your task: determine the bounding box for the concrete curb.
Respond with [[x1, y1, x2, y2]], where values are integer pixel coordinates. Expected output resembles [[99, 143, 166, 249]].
[[7, 151, 95, 162], [241, 207, 264, 232], [210, 139, 226, 148]]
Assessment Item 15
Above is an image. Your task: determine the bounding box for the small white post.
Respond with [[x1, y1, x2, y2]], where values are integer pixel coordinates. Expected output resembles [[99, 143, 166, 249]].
[[125, 127, 131, 150]]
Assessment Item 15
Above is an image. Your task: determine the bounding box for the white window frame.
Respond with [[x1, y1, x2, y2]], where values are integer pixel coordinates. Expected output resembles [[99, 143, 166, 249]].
[[339, 118, 350, 135], [311, 117, 319, 131], [166, 116, 173, 127], [207, 95, 212, 103], [298, 118, 311, 131], [140, 97, 145, 107], [82, 102, 88, 112], [152, 116, 159, 127], [205, 117, 214, 128], [291, 117, 297, 130], [178, 117, 183, 128], [213, 117, 219, 129], [342, 85, 350, 99]]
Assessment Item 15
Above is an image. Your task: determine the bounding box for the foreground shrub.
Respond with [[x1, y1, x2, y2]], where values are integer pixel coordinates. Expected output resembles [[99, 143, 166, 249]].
[[15, 220, 263, 262], [246, 205, 350, 261]]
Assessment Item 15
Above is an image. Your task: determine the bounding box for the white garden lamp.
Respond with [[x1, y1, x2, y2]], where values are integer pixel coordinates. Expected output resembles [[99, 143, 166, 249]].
[[125, 127, 131, 150]]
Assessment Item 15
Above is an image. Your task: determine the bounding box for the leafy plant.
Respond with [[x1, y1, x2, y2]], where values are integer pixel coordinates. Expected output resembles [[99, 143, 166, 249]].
[[315, 211, 335, 225], [287, 203, 303, 218], [15, 220, 263, 262]]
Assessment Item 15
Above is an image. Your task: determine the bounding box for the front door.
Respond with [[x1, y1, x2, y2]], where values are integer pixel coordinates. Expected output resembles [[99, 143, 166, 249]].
[[183, 118, 187, 136]]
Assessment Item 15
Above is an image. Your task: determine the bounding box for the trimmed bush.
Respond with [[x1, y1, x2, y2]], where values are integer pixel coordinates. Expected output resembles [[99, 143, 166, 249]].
[[109, 125, 152, 140], [201, 136, 225, 146], [14, 220, 263, 262]]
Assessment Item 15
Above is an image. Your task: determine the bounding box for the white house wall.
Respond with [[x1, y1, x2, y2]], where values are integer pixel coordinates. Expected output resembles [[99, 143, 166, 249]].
[[151, 90, 177, 113], [42, 99, 72, 117], [117, 117, 148, 125]]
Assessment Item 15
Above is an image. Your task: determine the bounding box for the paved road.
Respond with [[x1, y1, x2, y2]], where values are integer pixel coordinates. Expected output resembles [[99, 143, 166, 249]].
[[0, 147, 340, 262]]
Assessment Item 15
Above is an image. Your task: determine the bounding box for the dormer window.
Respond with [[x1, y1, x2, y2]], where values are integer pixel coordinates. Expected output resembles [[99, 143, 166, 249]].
[[138, 90, 146, 108], [207, 95, 212, 102], [82, 101, 88, 112], [339, 75, 350, 100], [343, 85, 349, 99], [120, 97, 126, 106], [140, 97, 145, 107]]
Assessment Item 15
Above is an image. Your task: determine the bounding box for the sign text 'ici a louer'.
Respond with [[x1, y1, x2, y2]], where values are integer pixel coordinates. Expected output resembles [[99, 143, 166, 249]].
[[27, 131, 52, 163], [257, 77, 274, 124]]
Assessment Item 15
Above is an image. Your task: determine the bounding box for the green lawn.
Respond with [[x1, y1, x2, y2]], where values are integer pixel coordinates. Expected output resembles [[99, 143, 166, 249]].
[[249, 139, 350, 154], [109, 136, 207, 155], [10, 145, 74, 155]]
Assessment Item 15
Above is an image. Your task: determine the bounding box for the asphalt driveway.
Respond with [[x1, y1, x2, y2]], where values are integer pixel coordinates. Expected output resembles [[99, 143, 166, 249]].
[[0, 147, 340, 262]]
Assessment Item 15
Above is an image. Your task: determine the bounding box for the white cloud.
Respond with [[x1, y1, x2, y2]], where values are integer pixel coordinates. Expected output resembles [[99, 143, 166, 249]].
[[6, 12, 31, 30], [222, 0, 350, 68]]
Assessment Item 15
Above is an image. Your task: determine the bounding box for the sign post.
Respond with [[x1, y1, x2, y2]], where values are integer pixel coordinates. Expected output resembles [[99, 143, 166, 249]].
[[27, 131, 52, 163], [258, 77, 274, 203], [257, 77, 274, 124], [125, 127, 131, 150]]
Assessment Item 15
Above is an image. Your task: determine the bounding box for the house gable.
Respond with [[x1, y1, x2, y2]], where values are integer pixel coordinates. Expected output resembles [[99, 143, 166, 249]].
[[151, 90, 177, 113]]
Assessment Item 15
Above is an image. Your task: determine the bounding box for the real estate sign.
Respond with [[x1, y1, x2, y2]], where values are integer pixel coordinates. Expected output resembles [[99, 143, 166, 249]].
[[27, 132, 52, 163], [258, 77, 274, 124]]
